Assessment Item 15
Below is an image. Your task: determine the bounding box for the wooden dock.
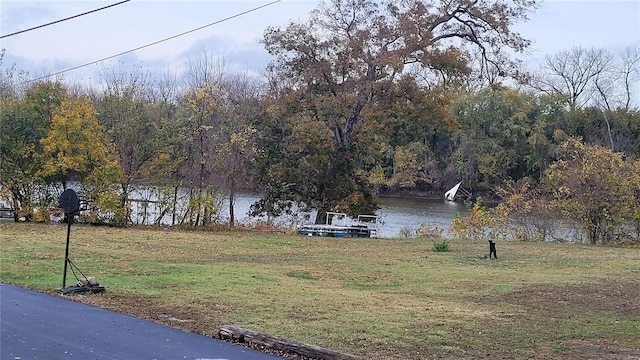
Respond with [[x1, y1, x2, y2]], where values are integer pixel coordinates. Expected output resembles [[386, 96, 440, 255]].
[[298, 212, 378, 238]]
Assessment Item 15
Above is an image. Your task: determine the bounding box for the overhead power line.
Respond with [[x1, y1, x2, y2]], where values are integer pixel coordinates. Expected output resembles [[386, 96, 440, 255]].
[[1, 0, 132, 39], [20, 0, 282, 85]]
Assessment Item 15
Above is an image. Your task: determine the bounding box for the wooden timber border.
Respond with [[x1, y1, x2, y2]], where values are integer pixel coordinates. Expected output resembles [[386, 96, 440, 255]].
[[218, 325, 363, 360]]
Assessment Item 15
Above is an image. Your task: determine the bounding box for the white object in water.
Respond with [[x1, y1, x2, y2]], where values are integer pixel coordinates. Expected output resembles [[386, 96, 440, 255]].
[[444, 182, 462, 201]]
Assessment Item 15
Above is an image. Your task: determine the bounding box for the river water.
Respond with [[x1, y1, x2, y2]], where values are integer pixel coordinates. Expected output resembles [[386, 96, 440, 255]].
[[215, 193, 469, 238], [376, 196, 469, 238], [126, 188, 597, 241], [129, 190, 469, 238]]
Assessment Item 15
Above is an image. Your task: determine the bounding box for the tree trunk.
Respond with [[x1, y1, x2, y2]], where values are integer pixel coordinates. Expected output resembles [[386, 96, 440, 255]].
[[602, 110, 614, 151], [315, 208, 328, 225], [314, 149, 340, 224], [229, 177, 235, 227], [171, 184, 179, 226]]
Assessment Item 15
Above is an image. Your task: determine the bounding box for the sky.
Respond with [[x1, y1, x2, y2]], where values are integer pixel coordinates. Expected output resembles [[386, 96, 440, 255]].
[[1, 0, 639, 85]]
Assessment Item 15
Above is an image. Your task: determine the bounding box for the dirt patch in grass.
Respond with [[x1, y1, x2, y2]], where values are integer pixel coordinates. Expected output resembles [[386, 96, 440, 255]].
[[539, 339, 640, 360], [498, 277, 640, 318], [481, 277, 640, 360], [61, 292, 226, 336]]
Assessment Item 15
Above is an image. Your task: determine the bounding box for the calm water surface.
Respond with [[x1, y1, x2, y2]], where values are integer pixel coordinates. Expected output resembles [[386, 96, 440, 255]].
[[129, 189, 470, 238], [130, 189, 587, 241], [376, 196, 469, 238], [219, 194, 469, 238]]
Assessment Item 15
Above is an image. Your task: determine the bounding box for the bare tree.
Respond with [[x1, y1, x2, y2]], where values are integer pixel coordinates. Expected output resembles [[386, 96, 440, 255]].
[[177, 51, 263, 227], [184, 51, 229, 89], [620, 46, 640, 111], [591, 46, 639, 151], [150, 67, 179, 106], [531, 47, 612, 111], [615, 46, 639, 111], [215, 72, 263, 227], [591, 47, 639, 110], [95, 62, 171, 224]]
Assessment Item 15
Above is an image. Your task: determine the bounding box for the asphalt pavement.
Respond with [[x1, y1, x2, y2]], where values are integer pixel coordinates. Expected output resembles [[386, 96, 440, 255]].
[[1, 284, 285, 360]]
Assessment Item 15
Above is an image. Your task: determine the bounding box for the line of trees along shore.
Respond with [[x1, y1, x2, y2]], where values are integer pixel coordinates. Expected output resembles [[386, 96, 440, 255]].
[[1, 1, 639, 244]]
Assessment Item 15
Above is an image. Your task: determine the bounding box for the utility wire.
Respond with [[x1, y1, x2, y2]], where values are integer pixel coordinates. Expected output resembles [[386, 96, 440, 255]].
[[1, 0, 132, 39], [20, 0, 282, 85]]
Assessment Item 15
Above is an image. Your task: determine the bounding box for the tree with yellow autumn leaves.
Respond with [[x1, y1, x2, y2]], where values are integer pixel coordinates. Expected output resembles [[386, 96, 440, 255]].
[[38, 94, 124, 224]]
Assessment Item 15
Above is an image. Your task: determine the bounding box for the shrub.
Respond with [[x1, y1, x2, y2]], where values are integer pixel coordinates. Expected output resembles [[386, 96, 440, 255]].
[[449, 197, 494, 240], [432, 240, 449, 252], [543, 139, 639, 244], [398, 227, 415, 237], [417, 223, 443, 238]]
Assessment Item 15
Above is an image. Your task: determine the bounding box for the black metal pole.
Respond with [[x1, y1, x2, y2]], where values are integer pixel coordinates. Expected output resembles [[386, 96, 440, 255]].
[[62, 214, 71, 289]]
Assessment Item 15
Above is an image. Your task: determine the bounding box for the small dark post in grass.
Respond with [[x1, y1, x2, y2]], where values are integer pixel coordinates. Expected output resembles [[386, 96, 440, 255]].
[[489, 240, 497, 259]]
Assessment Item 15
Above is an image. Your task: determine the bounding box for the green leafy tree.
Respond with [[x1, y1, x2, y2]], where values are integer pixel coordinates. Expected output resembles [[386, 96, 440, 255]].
[[0, 79, 65, 220], [360, 79, 458, 192], [606, 109, 640, 157], [491, 180, 560, 241], [523, 94, 565, 181], [213, 73, 262, 227], [449, 87, 539, 190], [449, 197, 495, 240], [259, 0, 536, 224], [544, 138, 638, 243], [251, 107, 337, 218], [175, 84, 223, 227], [387, 142, 430, 188]]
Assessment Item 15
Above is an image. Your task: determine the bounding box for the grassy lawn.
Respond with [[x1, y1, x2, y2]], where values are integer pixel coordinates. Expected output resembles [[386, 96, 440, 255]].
[[1, 222, 639, 359]]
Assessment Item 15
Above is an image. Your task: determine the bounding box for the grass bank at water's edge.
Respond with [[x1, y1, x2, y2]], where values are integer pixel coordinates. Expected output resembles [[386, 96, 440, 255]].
[[1, 222, 639, 359]]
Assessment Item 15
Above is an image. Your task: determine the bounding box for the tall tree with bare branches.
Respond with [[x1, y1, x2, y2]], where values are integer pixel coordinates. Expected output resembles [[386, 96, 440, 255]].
[[531, 47, 612, 112]]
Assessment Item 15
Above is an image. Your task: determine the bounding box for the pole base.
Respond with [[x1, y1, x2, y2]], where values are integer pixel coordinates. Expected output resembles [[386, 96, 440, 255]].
[[60, 285, 105, 294]]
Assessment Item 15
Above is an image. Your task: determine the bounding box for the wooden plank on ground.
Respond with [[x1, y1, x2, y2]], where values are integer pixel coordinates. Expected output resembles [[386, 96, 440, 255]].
[[218, 325, 363, 360]]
